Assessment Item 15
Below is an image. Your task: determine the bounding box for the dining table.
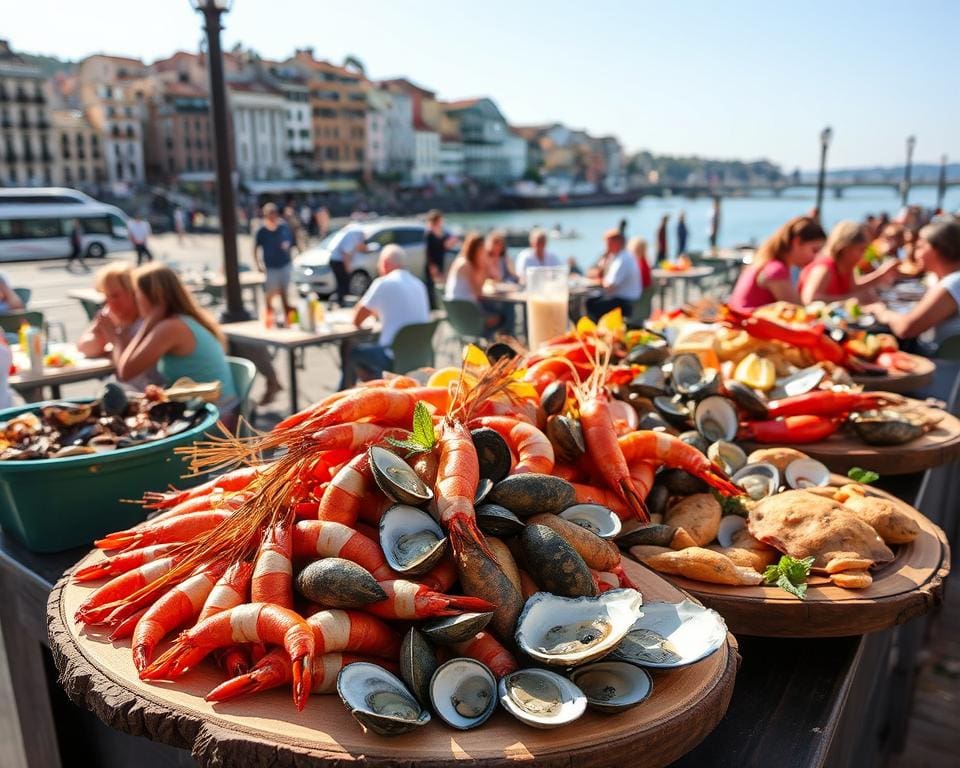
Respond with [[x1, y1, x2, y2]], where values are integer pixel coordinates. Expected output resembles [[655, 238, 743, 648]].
[[480, 278, 602, 336], [8, 344, 115, 402], [651, 265, 716, 310]]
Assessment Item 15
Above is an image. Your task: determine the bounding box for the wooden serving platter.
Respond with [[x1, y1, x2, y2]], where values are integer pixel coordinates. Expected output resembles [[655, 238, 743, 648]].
[[629, 478, 949, 638], [741, 399, 960, 475], [49, 557, 738, 768], [851, 354, 935, 394]]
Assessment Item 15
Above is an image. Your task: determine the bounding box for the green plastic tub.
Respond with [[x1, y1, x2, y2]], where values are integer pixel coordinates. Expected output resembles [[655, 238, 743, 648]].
[[0, 400, 219, 553]]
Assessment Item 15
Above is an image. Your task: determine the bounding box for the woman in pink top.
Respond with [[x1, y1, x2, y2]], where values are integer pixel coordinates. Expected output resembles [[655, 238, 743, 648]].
[[728, 216, 825, 311], [798, 221, 899, 304]]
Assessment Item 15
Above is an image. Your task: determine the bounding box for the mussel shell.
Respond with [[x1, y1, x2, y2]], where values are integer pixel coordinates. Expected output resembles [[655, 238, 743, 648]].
[[694, 396, 739, 443], [546, 414, 585, 463], [628, 367, 668, 399], [653, 396, 693, 429], [295, 558, 387, 607], [725, 380, 769, 419], [658, 468, 708, 495], [379, 504, 448, 575], [476, 503, 526, 537], [471, 428, 512, 484], [784, 457, 830, 489], [569, 661, 653, 713], [369, 446, 434, 505], [731, 462, 780, 500], [611, 600, 727, 669], [429, 658, 498, 730], [540, 380, 568, 417], [520, 524, 597, 597], [337, 662, 431, 736], [41, 402, 92, 427], [671, 354, 721, 399], [100, 382, 130, 417], [488, 474, 576, 517], [849, 410, 925, 445], [88, 434, 119, 453], [421, 612, 495, 645], [67, 423, 104, 446], [706, 440, 747, 475], [486, 341, 519, 362], [637, 412, 676, 433], [678, 430, 709, 454], [474, 477, 494, 506], [558, 504, 622, 539], [498, 668, 587, 729], [625, 339, 669, 366], [52, 445, 96, 458], [400, 627, 439, 707], [646, 482, 670, 518], [145, 400, 187, 423], [616, 523, 680, 549]]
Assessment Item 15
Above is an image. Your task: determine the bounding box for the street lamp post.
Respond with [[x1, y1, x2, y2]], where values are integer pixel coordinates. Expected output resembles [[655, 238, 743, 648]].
[[936, 154, 947, 212], [191, 0, 248, 322], [901, 135, 916, 208], [815, 126, 832, 221]]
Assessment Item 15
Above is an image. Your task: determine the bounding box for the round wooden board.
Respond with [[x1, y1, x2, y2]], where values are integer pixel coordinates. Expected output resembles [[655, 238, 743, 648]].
[[49, 557, 738, 768], [628, 477, 950, 638], [851, 354, 935, 394], [741, 399, 960, 475]]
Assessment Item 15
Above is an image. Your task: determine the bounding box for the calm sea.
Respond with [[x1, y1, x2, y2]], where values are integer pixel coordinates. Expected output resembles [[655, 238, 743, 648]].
[[447, 186, 960, 271]]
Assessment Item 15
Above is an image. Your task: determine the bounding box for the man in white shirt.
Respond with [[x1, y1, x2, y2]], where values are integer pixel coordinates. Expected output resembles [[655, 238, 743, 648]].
[[341, 244, 430, 389], [326, 225, 368, 306], [128, 213, 153, 266], [514, 228, 562, 284], [586, 228, 642, 321]]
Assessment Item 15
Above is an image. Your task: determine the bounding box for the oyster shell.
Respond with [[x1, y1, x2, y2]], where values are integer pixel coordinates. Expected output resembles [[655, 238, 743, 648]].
[[337, 662, 431, 736], [611, 600, 727, 669], [569, 661, 653, 713], [429, 658, 498, 730]]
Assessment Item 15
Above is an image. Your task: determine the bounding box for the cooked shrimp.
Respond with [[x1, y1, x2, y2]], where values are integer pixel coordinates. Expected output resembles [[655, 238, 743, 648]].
[[451, 631, 519, 679], [73, 543, 181, 583], [316, 453, 375, 526], [618, 430, 740, 495], [292, 521, 398, 581], [141, 465, 266, 510], [75, 555, 183, 624], [95, 511, 233, 552], [307, 423, 408, 454], [251, 520, 294, 609], [434, 419, 488, 558], [468, 416, 554, 474], [365, 579, 495, 620]]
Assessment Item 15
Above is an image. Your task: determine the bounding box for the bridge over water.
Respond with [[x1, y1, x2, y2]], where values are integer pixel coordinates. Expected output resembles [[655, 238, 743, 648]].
[[636, 179, 960, 199]]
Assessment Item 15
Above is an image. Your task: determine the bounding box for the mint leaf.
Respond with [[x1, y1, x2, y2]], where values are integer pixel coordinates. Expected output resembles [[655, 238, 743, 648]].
[[411, 402, 436, 449], [763, 555, 815, 600], [385, 437, 431, 456], [848, 467, 879, 485], [777, 573, 807, 600]]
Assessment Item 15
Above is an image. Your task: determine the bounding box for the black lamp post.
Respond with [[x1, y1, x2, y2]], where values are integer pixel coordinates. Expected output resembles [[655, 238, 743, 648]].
[[901, 135, 916, 208], [191, 0, 248, 322], [936, 154, 948, 212], [814, 126, 832, 220]]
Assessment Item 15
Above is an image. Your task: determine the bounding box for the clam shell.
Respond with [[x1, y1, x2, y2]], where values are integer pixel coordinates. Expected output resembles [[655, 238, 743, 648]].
[[379, 504, 448, 576], [429, 658, 498, 730], [731, 462, 780, 500], [725, 380, 769, 419], [515, 588, 643, 666], [694, 396, 739, 443], [784, 457, 830, 489], [400, 628, 438, 707], [476, 503, 526, 537], [498, 668, 587, 729], [707, 440, 747, 475], [558, 504, 622, 539], [629, 366, 668, 398], [770, 366, 826, 399], [716, 515, 747, 548], [421, 612, 495, 645], [337, 662, 431, 736], [611, 600, 726, 669], [678, 429, 709, 454], [488, 474, 576, 517], [369, 446, 434, 505], [471, 427, 512, 483], [569, 661, 653, 713], [653, 396, 693, 429]]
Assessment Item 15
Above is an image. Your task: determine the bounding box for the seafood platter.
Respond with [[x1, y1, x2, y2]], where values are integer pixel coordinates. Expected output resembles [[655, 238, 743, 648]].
[[51, 336, 740, 767]]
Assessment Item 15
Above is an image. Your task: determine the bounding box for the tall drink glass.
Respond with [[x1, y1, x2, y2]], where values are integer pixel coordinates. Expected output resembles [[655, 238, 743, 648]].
[[525, 265, 569, 351]]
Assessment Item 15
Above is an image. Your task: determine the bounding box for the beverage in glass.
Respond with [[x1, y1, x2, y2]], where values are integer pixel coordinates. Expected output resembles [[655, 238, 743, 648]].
[[525, 265, 569, 351]]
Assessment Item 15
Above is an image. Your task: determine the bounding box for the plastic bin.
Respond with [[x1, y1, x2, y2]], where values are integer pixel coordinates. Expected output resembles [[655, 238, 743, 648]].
[[0, 400, 219, 552]]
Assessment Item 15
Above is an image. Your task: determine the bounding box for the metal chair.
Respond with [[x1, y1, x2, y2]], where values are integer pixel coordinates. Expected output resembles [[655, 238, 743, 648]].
[[440, 298, 486, 348], [78, 297, 104, 321], [226, 355, 258, 434], [13, 287, 31, 307], [0, 311, 45, 335], [935, 335, 960, 360], [626, 289, 655, 329], [390, 319, 441, 375]]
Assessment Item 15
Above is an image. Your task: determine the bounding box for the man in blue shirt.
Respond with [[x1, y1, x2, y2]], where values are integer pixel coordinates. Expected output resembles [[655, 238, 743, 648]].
[[253, 203, 294, 316]]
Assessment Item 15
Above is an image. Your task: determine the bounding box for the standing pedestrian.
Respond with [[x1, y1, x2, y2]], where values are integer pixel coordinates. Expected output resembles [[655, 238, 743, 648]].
[[253, 203, 294, 316], [67, 218, 89, 272], [283, 205, 306, 255], [172, 206, 186, 245], [128, 213, 154, 265], [708, 197, 721, 250], [424, 209, 458, 308], [656, 214, 670, 263], [325, 224, 368, 306], [676, 211, 688, 257]]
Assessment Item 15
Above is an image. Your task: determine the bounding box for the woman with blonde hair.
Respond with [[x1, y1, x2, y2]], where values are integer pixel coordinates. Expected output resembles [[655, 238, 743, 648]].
[[799, 220, 899, 304], [728, 216, 825, 311], [106, 263, 238, 411]]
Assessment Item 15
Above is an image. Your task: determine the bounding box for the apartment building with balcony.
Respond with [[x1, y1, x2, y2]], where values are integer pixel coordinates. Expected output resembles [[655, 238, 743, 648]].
[[228, 81, 292, 181], [51, 109, 106, 188], [259, 61, 314, 177], [0, 39, 55, 186], [142, 81, 214, 184], [366, 85, 414, 179], [441, 98, 526, 183]]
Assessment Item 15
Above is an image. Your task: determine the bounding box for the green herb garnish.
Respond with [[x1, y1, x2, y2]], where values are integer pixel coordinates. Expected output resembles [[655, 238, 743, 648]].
[[712, 489, 749, 517], [763, 555, 816, 600], [847, 467, 879, 485], [386, 402, 436, 455]]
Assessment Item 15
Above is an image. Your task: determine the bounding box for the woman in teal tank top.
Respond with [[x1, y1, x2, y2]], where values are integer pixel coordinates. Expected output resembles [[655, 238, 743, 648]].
[[109, 264, 238, 419]]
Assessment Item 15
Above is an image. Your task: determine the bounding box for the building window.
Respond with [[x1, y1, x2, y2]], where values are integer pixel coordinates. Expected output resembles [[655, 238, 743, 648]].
[[124, 106, 132, 118], [129, 162, 136, 177], [64, 166, 72, 184], [78, 165, 86, 181], [61, 133, 71, 158], [107, 106, 115, 118]]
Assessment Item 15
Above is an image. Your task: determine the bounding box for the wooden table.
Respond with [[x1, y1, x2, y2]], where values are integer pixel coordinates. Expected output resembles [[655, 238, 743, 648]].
[[481, 280, 601, 336], [651, 266, 716, 311], [222, 314, 375, 414], [8, 345, 115, 401]]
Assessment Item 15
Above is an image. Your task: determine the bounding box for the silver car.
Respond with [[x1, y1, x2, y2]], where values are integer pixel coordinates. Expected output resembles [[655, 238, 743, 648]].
[[293, 219, 427, 298]]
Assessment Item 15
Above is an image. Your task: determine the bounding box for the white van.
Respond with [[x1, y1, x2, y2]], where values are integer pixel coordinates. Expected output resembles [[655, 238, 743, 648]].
[[0, 187, 129, 261]]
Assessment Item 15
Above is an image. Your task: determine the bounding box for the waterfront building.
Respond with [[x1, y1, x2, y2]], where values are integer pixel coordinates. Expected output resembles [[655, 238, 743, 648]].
[[413, 128, 441, 183], [228, 81, 292, 181], [51, 109, 106, 188], [0, 39, 55, 186], [366, 85, 414, 180], [260, 60, 313, 178], [439, 134, 466, 180], [142, 81, 214, 185], [440, 98, 526, 184]]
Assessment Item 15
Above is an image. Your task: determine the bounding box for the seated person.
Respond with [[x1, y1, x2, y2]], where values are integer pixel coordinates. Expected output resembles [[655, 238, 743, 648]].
[[799, 221, 899, 305], [77, 263, 163, 391], [628, 236, 654, 294], [341, 245, 430, 389], [515, 228, 562, 283], [864, 219, 960, 345], [585, 229, 641, 321], [0, 273, 25, 314], [445, 233, 507, 337], [107, 264, 239, 424]]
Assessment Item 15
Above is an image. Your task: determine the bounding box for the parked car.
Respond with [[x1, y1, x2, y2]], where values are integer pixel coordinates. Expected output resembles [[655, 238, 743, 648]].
[[293, 219, 427, 298]]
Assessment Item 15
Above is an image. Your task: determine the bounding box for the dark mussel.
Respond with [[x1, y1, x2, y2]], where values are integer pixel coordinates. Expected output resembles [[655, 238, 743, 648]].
[[295, 558, 387, 607], [421, 612, 495, 645], [476, 503, 526, 537], [488, 473, 576, 517], [474, 477, 494, 505], [546, 414, 585, 463], [145, 399, 188, 423], [66, 422, 104, 446], [849, 410, 926, 445], [653, 396, 693, 429], [486, 341, 519, 362], [725, 381, 769, 419], [637, 412, 676, 433], [646, 482, 670, 519], [471, 428, 512, 484], [369, 446, 435, 506], [100, 382, 130, 417], [628, 367, 668, 399], [40, 402, 92, 427], [659, 468, 708, 495], [625, 338, 670, 366], [400, 628, 439, 708], [540, 380, 568, 417], [770, 366, 825, 399], [617, 523, 682, 549]]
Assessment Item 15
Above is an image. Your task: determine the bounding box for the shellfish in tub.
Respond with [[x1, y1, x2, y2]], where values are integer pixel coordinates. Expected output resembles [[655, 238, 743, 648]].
[[611, 600, 727, 669], [515, 589, 643, 666], [379, 504, 448, 576], [429, 658, 498, 730], [569, 661, 654, 713], [337, 662, 431, 736], [498, 668, 587, 729], [368, 446, 434, 505]]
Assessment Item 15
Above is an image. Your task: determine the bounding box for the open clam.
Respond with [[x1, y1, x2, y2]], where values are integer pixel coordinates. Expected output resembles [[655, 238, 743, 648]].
[[671, 354, 721, 400], [429, 658, 498, 730], [337, 662, 431, 736], [707, 440, 747, 475], [716, 515, 747, 547], [369, 446, 434, 505], [731, 462, 780, 500], [569, 661, 653, 713], [784, 457, 830, 489], [498, 668, 587, 729], [515, 589, 643, 666], [611, 600, 727, 669], [694, 396, 739, 443], [379, 504, 448, 576], [558, 504, 622, 539]]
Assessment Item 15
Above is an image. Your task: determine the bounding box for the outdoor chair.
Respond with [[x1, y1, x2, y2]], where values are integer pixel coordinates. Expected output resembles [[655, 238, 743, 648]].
[[13, 288, 31, 307], [78, 297, 104, 320], [441, 298, 487, 348], [0, 310, 45, 338], [626, 289, 655, 329], [390, 319, 440, 375], [226, 355, 258, 436], [935, 335, 960, 360]]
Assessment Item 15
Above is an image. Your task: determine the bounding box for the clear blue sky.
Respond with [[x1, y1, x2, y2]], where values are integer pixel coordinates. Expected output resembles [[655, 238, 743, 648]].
[[7, 0, 958, 170]]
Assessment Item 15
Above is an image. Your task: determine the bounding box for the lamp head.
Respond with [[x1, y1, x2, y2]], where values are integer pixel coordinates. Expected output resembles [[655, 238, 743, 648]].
[[820, 126, 833, 148], [190, 0, 232, 11], [906, 135, 917, 152]]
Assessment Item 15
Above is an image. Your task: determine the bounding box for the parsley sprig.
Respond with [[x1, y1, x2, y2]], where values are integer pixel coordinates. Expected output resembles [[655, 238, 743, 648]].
[[763, 555, 816, 600], [386, 402, 436, 455], [847, 467, 879, 485]]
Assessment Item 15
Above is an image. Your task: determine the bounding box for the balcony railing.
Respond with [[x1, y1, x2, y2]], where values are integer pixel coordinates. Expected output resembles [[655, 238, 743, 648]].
[[14, 90, 29, 103]]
